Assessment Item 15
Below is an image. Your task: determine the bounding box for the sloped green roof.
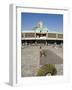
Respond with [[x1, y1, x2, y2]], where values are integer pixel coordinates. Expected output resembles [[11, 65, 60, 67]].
[[35, 27, 41, 32], [42, 27, 48, 32], [33, 26, 48, 32]]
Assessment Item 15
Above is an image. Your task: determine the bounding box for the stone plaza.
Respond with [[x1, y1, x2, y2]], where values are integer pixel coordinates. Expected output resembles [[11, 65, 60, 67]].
[[21, 45, 63, 77]]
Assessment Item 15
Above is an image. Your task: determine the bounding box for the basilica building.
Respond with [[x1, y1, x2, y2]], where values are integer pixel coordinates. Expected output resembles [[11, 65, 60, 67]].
[[21, 21, 63, 46]]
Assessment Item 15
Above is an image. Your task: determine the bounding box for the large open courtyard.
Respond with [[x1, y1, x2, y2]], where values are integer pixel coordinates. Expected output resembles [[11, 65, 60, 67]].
[[21, 45, 63, 77]]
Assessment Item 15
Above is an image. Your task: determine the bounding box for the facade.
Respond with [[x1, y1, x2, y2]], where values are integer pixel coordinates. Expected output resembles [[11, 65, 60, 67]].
[[21, 21, 63, 46]]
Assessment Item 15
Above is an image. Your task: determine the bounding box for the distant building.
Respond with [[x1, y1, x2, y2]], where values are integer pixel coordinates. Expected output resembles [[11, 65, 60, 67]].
[[21, 21, 63, 46]]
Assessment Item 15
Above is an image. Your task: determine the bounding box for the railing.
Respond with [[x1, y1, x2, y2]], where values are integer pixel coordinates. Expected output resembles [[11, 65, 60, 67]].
[[21, 32, 63, 40]]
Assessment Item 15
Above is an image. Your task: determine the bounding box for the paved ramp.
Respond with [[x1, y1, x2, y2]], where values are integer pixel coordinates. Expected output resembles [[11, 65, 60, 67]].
[[40, 49, 63, 65]]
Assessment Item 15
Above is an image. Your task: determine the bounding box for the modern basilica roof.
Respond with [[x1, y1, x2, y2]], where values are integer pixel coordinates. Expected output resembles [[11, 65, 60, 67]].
[[33, 21, 48, 33]]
